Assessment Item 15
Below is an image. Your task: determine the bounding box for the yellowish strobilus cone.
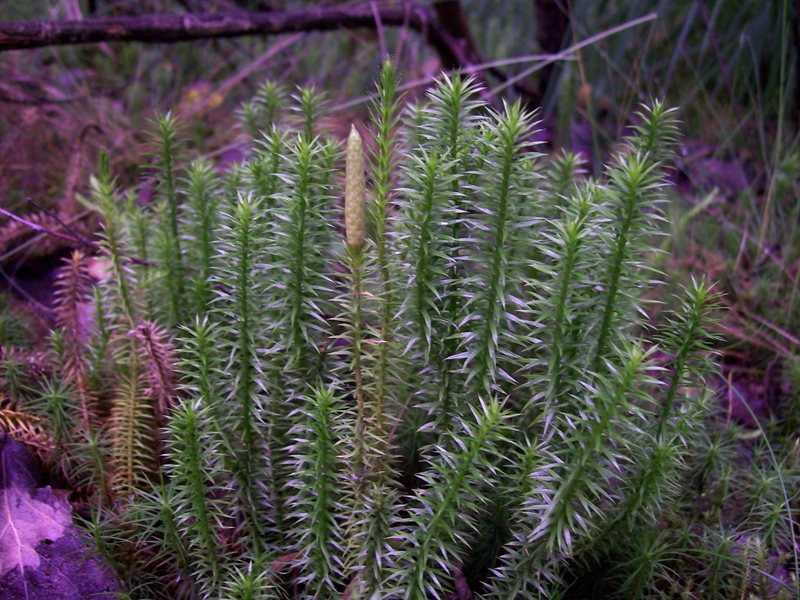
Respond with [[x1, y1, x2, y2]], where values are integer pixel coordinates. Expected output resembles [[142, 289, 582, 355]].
[[345, 124, 366, 249]]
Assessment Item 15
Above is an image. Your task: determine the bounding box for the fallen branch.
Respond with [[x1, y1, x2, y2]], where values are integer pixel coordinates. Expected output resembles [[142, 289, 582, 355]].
[[0, 206, 95, 257], [0, 6, 427, 52], [0, 206, 152, 267], [0, 4, 545, 105]]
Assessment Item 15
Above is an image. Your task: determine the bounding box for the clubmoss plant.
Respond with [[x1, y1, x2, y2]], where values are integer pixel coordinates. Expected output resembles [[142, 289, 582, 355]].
[[153, 112, 185, 327], [3, 62, 798, 600]]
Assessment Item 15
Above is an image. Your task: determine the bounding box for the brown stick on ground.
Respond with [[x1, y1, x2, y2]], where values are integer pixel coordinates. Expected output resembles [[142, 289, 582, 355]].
[[0, 4, 544, 106], [0, 6, 428, 52]]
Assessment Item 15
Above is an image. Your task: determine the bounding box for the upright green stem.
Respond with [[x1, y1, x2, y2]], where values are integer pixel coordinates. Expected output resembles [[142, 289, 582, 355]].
[[348, 245, 367, 481], [370, 60, 401, 447], [590, 202, 634, 376], [157, 114, 185, 325], [589, 155, 655, 375], [472, 145, 513, 397], [95, 153, 137, 327], [228, 198, 263, 553], [656, 317, 699, 439], [438, 103, 470, 417]]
